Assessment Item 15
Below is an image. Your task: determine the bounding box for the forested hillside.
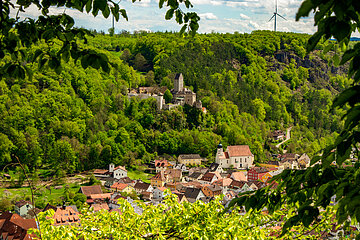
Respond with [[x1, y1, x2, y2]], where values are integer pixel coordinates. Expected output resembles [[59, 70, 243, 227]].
[[0, 31, 350, 175]]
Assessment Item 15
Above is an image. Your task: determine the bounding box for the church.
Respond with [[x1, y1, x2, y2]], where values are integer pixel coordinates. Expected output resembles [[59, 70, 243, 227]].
[[215, 144, 254, 169]]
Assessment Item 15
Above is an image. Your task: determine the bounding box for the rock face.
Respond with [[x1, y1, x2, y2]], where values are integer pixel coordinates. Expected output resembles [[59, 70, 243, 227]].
[[273, 50, 348, 91]]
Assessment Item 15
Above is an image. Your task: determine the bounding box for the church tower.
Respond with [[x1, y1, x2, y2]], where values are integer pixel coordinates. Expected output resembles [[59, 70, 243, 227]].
[[174, 73, 184, 92]]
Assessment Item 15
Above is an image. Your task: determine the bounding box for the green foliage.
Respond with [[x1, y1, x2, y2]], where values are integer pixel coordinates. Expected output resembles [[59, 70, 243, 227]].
[[32, 191, 340, 239], [163, 89, 173, 104]]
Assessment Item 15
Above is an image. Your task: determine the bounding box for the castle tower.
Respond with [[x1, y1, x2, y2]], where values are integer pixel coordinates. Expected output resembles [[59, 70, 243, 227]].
[[109, 163, 115, 173], [174, 73, 184, 92]]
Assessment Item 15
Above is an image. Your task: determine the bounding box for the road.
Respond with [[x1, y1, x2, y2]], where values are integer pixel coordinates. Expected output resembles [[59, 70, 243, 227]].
[[275, 126, 292, 149]]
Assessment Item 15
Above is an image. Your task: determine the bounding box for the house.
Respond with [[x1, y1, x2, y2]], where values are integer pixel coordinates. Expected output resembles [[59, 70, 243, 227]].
[[173, 192, 188, 203], [104, 177, 117, 188], [184, 187, 206, 203], [260, 172, 273, 183], [247, 167, 269, 181], [111, 164, 127, 179], [93, 169, 110, 178], [155, 159, 171, 173], [164, 169, 182, 182], [202, 185, 222, 197], [212, 178, 233, 190], [110, 183, 134, 194], [188, 167, 208, 176], [43, 204, 80, 226], [297, 153, 311, 168], [14, 200, 33, 217], [198, 172, 221, 185], [259, 161, 280, 169], [228, 180, 249, 192], [91, 203, 110, 212], [187, 172, 203, 182], [271, 130, 285, 141], [79, 185, 103, 198], [150, 171, 169, 187], [0, 212, 37, 240], [228, 171, 247, 182], [178, 154, 203, 166], [215, 144, 254, 169], [134, 182, 153, 195], [248, 181, 266, 191], [118, 177, 134, 185], [173, 163, 188, 172], [208, 163, 224, 174], [153, 187, 168, 200], [165, 182, 184, 191], [142, 191, 153, 201], [280, 159, 298, 169]]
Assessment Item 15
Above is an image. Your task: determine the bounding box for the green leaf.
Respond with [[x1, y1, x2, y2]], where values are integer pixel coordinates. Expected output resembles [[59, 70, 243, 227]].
[[85, 0, 92, 13], [165, 9, 174, 20], [120, 9, 128, 21], [103, 5, 110, 18], [296, 0, 313, 21], [159, 0, 165, 8]]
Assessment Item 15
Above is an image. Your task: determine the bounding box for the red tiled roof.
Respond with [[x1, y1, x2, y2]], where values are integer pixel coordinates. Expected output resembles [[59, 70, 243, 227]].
[[91, 203, 109, 212], [110, 183, 129, 191], [113, 166, 127, 172], [79, 185, 103, 197], [89, 193, 112, 199], [93, 169, 109, 175], [227, 145, 253, 157], [155, 160, 170, 167], [0, 212, 37, 240], [230, 172, 247, 181]]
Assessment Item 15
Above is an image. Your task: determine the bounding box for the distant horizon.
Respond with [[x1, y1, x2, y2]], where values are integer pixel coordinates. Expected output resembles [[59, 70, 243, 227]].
[[10, 0, 317, 34]]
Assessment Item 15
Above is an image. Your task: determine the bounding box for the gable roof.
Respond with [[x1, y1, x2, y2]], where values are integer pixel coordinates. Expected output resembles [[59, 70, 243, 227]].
[[184, 188, 203, 199], [155, 159, 170, 167], [227, 145, 253, 157], [188, 172, 202, 179], [113, 166, 127, 172], [0, 212, 37, 240], [199, 172, 216, 182], [79, 185, 103, 197], [93, 169, 109, 175], [111, 182, 129, 191], [178, 154, 202, 160], [205, 185, 222, 192], [229, 171, 247, 181], [164, 169, 182, 179], [208, 163, 220, 172], [15, 200, 32, 208], [52, 206, 80, 226], [134, 182, 151, 191], [213, 178, 233, 187], [249, 167, 269, 174], [91, 203, 110, 212], [151, 171, 166, 181]]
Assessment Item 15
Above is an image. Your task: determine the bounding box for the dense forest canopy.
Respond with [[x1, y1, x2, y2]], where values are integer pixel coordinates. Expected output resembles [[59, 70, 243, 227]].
[[0, 30, 349, 176]]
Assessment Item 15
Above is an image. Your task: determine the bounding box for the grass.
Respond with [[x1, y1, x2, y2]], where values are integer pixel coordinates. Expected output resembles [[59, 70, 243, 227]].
[[127, 169, 154, 184], [0, 183, 81, 205]]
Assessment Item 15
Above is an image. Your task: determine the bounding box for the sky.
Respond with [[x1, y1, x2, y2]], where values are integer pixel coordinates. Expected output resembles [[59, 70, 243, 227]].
[[12, 0, 317, 34]]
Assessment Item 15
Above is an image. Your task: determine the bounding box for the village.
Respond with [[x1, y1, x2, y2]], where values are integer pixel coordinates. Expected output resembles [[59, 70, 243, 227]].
[[0, 73, 315, 239], [0, 140, 314, 239]]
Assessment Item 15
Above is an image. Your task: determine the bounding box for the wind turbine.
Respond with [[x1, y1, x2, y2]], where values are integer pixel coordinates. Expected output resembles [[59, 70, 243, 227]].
[[268, 0, 286, 32]]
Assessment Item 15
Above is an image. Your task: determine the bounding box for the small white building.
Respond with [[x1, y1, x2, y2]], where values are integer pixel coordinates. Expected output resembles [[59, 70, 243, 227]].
[[14, 200, 33, 217], [215, 144, 254, 169], [109, 163, 127, 179]]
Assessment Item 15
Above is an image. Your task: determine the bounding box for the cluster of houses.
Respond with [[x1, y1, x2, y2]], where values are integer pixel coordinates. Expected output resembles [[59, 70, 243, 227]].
[[0, 144, 314, 239], [128, 73, 206, 112]]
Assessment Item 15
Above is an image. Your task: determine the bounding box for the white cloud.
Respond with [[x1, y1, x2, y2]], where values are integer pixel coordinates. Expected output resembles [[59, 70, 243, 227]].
[[199, 13, 218, 20], [239, 13, 250, 20]]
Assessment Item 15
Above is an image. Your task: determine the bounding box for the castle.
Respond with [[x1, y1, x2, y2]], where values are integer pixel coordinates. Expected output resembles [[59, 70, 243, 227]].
[[128, 73, 203, 111]]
